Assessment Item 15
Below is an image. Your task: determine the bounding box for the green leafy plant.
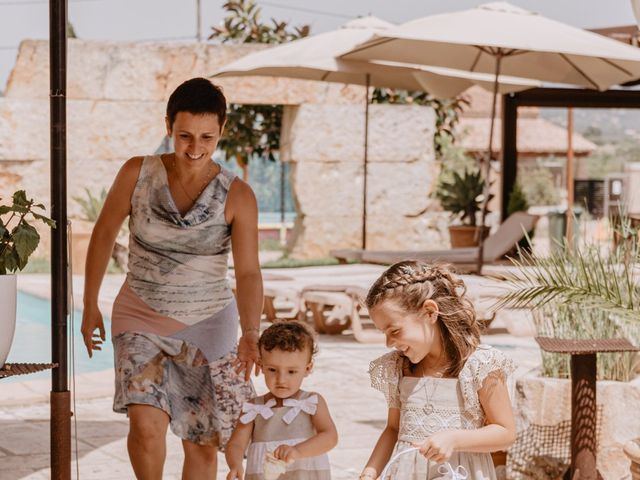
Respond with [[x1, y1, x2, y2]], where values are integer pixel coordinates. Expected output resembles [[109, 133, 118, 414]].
[[494, 222, 640, 381], [209, 0, 310, 179], [0, 191, 55, 274], [73, 187, 107, 223], [507, 181, 534, 251], [435, 168, 491, 226]]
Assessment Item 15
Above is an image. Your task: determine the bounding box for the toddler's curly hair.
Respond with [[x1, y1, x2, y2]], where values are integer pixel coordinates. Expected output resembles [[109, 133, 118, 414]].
[[258, 321, 318, 361]]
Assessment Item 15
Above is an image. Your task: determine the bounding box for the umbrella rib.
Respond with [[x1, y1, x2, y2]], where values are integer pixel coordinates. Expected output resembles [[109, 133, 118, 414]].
[[470, 48, 483, 72], [559, 53, 600, 90], [599, 57, 633, 77], [340, 36, 395, 58]]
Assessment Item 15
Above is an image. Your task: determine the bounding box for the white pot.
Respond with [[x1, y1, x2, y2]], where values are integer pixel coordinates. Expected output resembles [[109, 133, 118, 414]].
[[0, 274, 17, 368]]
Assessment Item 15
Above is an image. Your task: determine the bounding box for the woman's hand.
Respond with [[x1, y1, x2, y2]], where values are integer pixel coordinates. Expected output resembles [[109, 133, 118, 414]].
[[413, 430, 460, 463], [235, 330, 260, 381], [273, 444, 300, 463], [80, 304, 105, 358], [226, 465, 244, 480]]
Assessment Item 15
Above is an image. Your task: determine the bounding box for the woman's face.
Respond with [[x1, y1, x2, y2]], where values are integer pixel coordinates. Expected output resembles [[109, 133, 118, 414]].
[[166, 111, 224, 164], [369, 299, 439, 365]]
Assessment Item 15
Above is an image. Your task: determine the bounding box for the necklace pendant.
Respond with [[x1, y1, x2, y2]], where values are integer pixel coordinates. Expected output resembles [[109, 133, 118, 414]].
[[424, 404, 434, 415]]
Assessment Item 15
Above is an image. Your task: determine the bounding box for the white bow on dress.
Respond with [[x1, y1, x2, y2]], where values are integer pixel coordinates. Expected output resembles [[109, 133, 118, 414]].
[[282, 395, 318, 424], [239, 398, 277, 424]]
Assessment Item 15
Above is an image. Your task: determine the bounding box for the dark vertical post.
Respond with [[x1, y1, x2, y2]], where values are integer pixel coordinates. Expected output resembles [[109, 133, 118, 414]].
[[501, 93, 518, 221], [568, 354, 599, 480], [50, 0, 70, 478], [362, 74, 370, 250]]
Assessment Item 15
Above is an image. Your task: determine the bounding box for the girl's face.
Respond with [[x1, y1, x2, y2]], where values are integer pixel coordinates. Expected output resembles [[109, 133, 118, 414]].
[[369, 299, 439, 364], [259, 348, 313, 399], [166, 112, 224, 164]]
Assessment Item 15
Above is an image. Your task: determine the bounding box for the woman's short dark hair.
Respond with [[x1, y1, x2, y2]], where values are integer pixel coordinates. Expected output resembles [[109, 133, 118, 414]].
[[258, 321, 318, 361], [166, 77, 227, 130]]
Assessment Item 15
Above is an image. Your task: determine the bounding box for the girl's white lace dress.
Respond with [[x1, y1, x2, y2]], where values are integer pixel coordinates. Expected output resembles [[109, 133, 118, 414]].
[[369, 345, 515, 480]]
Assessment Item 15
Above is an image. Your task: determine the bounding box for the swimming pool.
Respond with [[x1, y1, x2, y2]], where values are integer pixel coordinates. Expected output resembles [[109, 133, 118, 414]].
[[4, 292, 114, 382]]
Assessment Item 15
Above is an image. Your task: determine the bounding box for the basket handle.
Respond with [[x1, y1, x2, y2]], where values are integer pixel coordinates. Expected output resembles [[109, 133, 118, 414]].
[[378, 447, 469, 479]]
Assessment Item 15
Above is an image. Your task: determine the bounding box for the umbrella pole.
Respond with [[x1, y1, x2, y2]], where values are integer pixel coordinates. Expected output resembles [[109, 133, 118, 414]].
[[50, 0, 70, 478], [566, 107, 574, 248], [476, 52, 502, 274], [362, 74, 370, 251]]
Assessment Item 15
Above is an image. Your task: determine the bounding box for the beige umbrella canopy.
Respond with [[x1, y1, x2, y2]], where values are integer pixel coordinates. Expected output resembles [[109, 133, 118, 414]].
[[213, 15, 539, 98], [213, 15, 540, 249], [342, 1, 640, 273], [342, 2, 640, 90]]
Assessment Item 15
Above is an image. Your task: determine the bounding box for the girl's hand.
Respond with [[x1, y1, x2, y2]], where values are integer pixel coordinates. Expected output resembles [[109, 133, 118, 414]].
[[413, 430, 460, 463], [234, 330, 260, 381], [80, 305, 105, 358], [226, 466, 244, 480], [273, 444, 300, 463]]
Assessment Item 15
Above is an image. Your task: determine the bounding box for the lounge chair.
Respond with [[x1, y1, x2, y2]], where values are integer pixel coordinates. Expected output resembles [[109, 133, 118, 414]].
[[331, 212, 539, 272]]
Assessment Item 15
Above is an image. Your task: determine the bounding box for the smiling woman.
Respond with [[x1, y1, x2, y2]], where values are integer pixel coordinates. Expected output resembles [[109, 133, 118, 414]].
[[80, 77, 263, 479]]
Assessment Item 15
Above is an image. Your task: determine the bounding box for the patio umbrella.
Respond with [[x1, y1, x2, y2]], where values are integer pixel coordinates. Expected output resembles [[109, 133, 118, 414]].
[[213, 15, 539, 249], [342, 1, 640, 271]]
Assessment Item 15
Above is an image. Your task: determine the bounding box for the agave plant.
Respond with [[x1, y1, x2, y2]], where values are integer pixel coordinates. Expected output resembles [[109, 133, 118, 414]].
[[494, 219, 640, 381], [435, 168, 492, 226]]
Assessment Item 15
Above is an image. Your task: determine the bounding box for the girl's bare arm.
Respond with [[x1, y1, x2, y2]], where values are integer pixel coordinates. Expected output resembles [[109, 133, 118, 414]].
[[225, 419, 254, 478], [454, 371, 516, 452], [360, 407, 400, 479]]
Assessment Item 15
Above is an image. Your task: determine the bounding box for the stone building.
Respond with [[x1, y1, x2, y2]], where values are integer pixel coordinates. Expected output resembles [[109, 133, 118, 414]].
[[0, 39, 445, 259]]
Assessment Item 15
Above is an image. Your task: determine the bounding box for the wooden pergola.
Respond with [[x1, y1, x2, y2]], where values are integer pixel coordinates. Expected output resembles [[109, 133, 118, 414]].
[[500, 86, 640, 220]]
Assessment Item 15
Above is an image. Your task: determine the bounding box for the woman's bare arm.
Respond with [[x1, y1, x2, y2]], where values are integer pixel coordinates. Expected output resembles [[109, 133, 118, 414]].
[[360, 408, 400, 479]]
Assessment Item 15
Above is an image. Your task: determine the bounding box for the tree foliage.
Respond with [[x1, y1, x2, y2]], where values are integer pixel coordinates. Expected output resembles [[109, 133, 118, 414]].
[[210, 0, 310, 169]]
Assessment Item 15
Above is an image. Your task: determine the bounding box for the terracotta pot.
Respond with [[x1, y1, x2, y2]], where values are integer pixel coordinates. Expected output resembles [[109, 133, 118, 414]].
[[448, 225, 490, 248], [0, 274, 17, 368]]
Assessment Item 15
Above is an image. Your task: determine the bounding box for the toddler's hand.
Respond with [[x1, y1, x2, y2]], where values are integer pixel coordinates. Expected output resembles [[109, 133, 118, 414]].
[[413, 430, 459, 463], [273, 444, 300, 463], [226, 465, 244, 480]]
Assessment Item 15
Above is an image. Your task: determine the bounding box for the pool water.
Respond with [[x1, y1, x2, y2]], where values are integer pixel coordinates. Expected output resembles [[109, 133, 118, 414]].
[[4, 292, 114, 382]]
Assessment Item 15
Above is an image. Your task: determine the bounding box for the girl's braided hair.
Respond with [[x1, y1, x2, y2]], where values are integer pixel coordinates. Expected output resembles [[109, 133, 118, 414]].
[[366, 260, 481, 377]]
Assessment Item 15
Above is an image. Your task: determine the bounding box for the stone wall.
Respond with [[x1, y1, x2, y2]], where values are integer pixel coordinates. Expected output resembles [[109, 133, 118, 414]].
[[281, 103, 448, 258], [0, 39, 445, 259]]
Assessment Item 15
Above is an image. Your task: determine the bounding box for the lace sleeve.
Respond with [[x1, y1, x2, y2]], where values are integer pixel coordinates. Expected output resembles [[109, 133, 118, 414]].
[[458, 345, 515, 414], [368, 351, 403, 409]]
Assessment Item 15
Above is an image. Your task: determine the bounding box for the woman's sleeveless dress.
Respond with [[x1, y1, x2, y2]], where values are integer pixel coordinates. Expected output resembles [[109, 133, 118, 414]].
[[110, 154, 254, 447]]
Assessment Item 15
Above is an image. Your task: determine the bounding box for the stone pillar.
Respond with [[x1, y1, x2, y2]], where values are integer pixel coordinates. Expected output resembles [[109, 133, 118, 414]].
[[280, 103, 448, 259]]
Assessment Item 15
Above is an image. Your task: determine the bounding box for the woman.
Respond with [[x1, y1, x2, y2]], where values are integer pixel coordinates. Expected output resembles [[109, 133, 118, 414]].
[[81, 77, 263, 480]]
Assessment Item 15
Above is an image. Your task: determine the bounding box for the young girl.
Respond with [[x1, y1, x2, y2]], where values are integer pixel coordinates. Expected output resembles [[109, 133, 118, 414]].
[[359, 261, 516, 480], [226, 321, 338, 480]]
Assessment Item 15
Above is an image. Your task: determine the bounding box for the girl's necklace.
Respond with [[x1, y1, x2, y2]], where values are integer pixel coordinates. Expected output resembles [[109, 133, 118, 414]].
[[419, 361, 446, 415], [172, 157, 214, 202]]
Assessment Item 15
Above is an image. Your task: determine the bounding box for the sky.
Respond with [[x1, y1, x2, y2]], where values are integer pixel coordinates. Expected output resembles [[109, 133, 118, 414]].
[[1, 0, 639, 89]]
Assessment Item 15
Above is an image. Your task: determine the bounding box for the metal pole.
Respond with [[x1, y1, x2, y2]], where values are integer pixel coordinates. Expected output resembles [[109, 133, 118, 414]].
[[362, 74, 370, 251], [280, 160, 286, 245], [476, 52, 502, 273], [567, 354, 600, 480], [50, 0, 70, 478], [196, 0, 202, 42], [566, 107, 574, 247]]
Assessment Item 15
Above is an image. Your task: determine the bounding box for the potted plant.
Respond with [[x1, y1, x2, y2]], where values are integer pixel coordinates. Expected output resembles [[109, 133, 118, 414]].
[[495, 218, 639, 479], [0, 190, 54, 367], [435, 168, 492, 247]]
